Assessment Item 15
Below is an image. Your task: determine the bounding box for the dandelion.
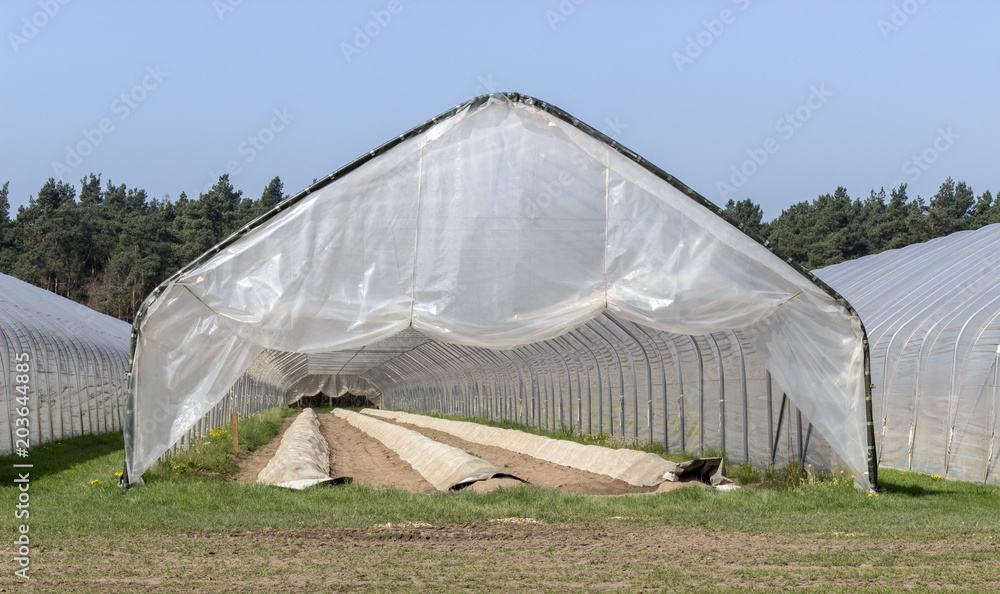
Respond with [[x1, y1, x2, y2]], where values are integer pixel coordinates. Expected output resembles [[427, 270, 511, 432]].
[[114, 471, 123, 477], [867, 493, 873, 498], [90, 479, 99, 485]]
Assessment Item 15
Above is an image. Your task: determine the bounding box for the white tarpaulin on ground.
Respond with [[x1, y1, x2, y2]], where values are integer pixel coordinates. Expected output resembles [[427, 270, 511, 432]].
[[257, 408, 333, 490], [334, 408, 505, 491], [363, 408, 674, 487], [124, 93, 874, 489]]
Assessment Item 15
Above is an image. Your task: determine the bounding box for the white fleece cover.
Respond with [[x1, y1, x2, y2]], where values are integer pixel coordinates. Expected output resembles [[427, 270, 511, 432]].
[[363, 409, 674, 487], [334, 408, 505, 491], [257, 409, 333, 489]]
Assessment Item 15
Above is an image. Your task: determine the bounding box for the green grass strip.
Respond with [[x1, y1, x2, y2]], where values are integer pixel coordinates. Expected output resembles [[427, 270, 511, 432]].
[[0, 407, 998, 544]]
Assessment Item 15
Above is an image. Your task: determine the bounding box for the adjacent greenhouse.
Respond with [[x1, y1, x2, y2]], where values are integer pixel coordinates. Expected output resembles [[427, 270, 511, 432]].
[[816, 223, 1000, 485], [0, 272, 131, 454], [123, 93, 878, 489]]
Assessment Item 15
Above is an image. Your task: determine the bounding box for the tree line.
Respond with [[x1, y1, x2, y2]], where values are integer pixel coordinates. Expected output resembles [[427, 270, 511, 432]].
[[0, 174, 284, 322], [724, 177, 998, 270], [0, 173, 996, 324]]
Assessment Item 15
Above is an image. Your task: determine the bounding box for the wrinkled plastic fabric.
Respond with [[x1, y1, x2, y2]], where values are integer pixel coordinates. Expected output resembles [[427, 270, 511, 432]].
[[0, 273, 130, 454], [285, 375, 382, 407], [126, 95, 870, 488], [364, 408, 674, 487], [816, 223, 1000, 485], [256, 408, 333, 490], [334, 408, 503, 490]]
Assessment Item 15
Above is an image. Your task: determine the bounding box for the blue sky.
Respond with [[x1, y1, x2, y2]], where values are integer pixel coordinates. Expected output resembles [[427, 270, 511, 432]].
[[2, 0, 997, 219]]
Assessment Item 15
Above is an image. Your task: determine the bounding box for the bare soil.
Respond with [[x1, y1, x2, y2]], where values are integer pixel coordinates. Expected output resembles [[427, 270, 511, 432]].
[[318, 412, 437, 494], [30, 524, 1000, 592], [236, 410, 706, 496], [393, 420, 660, 495]]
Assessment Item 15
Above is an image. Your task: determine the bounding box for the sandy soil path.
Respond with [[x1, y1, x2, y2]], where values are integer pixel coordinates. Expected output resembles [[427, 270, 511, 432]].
[[318, 411, 437, 494], [236, 410, 700, 495], [392, 420, 657, 495]]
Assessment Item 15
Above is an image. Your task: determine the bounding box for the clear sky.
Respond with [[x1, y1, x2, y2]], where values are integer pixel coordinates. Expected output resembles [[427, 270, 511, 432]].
[[2, 1, 997, 219]]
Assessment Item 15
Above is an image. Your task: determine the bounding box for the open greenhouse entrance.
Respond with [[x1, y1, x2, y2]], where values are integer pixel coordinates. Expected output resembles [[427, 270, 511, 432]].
[[123, 93, 877, 490], [373, 320, 834, 472]]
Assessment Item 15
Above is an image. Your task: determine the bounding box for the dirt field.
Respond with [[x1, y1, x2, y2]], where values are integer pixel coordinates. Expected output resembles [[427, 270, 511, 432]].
[[237, 410, 691, 496], [35, 523, 997, 592], [14, 410, 1000, 591]]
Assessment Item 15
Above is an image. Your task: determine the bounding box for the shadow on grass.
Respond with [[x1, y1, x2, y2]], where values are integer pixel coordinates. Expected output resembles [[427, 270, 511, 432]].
[[877, 474, 948, 497], [0, 432, 123, 482]]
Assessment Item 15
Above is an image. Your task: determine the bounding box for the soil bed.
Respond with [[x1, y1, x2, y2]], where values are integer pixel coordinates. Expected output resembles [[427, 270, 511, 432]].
[[393, 419, 658, 495]]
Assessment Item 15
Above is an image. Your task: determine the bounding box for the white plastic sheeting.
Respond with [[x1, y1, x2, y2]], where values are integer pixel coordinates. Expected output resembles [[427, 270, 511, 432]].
[[816, 223, 1000, 485], [124, 93, 874, 489], [285, 375, 381, 407], [364, 409, 674, 487], [0, 273, 130, 453], [334, 408, 504, 490], [256, 408, 333, 489]]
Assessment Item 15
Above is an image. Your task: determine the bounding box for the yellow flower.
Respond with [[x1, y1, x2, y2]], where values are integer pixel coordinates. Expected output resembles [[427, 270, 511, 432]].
[[114, 471, 123, 477], [90, 479, 99, 484]]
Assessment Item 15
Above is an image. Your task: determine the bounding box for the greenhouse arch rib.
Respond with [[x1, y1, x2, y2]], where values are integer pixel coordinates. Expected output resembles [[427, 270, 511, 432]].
[[122, 93, 878, 490]]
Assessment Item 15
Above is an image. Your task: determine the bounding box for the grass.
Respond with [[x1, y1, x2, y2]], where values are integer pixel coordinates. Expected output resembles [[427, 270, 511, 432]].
[[2, 407, 998, 539], [144, 407, 293, 481], [2, 407, 1000, 590]]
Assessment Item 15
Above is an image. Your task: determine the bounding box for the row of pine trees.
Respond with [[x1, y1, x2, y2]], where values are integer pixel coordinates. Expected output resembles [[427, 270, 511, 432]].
[[0, 174, 996, 324], [0, 174, 283, 322]]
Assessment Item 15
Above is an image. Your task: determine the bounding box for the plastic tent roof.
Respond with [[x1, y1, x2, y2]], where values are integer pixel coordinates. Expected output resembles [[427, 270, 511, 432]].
[[816, 223, 1000, 484], [123, 93, 877, 488], [1, 272, 130, 452]]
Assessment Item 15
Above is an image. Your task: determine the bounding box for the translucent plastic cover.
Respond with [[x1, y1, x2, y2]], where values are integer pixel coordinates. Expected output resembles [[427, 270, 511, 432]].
[[817, 224, 1000, 484], [1, 273, 130, 453], [125, 95, 872, 488]]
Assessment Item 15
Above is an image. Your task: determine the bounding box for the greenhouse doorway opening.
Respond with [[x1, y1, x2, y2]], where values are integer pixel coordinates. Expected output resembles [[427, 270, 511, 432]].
[[122, 93, 877, 490]]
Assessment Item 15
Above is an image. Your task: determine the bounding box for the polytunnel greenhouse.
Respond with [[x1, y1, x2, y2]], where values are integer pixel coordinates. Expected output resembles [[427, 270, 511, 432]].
[[122, 93, 879, 490], [0, 272, 131, 454], [815, 223, 1000, 485]]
